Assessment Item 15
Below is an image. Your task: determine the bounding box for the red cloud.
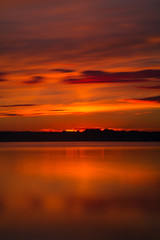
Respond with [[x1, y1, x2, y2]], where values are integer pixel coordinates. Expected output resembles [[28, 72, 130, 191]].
[[64, 69, 160, 84]]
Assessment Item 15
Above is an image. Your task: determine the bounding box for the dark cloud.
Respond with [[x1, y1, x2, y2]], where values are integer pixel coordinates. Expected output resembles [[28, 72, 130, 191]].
[[0, 72, 8, 82], [0, 113, 23, 117], [83, 69, 160, 78], [124, 95, 160, 103], [64, 69, 160, 84], [137, 95, 160, 103], [0, 72, 7, 76], [24, 76, 45, 84], [0, 104, 37, 108], [52, 69, 75, 73], [0, 79, 7, 82]]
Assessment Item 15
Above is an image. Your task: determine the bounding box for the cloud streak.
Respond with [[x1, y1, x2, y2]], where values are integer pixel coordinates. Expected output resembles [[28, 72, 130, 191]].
[[52, 69, 75, 73], [24, 76, 45, 84], [50, 109, 65, 112], [64, 69, 160, 84], [0, 104, 37, 108], [0, 113, 23, 117], [124, 95, 160, 103], [137, 95, 160, 103], [0, 72, 8, 82]]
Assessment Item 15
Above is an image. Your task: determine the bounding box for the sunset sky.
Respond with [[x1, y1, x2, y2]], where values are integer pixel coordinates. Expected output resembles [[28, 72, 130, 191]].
[[0, 0, 160, 131]]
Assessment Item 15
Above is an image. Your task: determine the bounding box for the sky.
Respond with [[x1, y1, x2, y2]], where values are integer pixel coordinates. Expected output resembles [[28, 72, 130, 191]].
[[0, 0, 160, 131]]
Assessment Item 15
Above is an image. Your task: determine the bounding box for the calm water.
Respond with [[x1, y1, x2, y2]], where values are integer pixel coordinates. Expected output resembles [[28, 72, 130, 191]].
[[0, 142, 160, 240]]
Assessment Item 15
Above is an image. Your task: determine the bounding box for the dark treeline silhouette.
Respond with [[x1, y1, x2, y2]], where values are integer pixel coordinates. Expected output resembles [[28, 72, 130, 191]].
[[0, 129, 160, 142]]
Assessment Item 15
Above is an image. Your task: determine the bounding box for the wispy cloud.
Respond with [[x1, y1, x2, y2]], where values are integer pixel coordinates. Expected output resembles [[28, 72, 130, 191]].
[[0, 104, 37, 108], [24, 76, 45, 84], [0, 113, 23, 117], [64, 69, 160, 84], [137, 95, 160, 103], [0, 72, 8, 82], [50, 109, 65, 112], [52, 69, 75, 73], [123, 95, 160, 103]]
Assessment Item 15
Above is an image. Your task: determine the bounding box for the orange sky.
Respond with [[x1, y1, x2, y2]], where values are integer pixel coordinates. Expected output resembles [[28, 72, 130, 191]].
[[0, 0, 160, 131]]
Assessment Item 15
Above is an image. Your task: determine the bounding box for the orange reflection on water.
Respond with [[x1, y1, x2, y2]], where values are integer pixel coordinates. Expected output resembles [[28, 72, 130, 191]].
[[0, 143, 160, 240]]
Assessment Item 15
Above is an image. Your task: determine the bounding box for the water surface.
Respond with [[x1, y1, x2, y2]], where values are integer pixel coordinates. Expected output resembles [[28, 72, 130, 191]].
[[0, 142, 160, 240]]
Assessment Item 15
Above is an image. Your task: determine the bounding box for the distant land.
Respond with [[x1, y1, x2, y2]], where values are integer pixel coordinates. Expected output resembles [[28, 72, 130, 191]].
[[0, 129, 160, 142]]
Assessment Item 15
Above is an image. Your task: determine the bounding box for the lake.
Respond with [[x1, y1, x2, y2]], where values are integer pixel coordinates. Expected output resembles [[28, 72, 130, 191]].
[[0, 142, 160, 240]]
